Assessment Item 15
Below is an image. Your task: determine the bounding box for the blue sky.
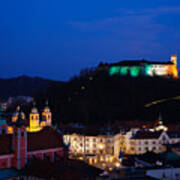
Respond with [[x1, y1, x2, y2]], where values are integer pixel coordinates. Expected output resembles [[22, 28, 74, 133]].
[[0, 0, 180, 80]]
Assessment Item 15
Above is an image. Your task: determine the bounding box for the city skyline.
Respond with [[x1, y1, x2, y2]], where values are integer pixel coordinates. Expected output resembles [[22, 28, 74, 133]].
[[0, 0, 180, 80]]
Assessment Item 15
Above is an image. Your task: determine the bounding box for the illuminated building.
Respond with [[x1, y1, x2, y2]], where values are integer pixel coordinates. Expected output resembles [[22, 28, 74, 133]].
[[0, 113, 67, 170], [12, 106, 26, 123], [27, 105, 42, 132], [98, 55, 178, 78], [63, 124, 180, 162], [154, 113, 168, 132], [126, 130, 168, 155], [63, 127, 118, 165], [2, 101, 52, 134], [42, 101, 52, 127]]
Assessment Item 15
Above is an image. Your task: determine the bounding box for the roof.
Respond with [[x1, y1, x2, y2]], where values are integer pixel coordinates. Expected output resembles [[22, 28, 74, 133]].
[[25, 159, 102, 179], [28, 127, 65, 152], [167, 131, 180, 138], [0, 134, 12, 155], [132, 131, 162, 139], [60, 125, 116, 136], [106, 60, 174, 67], [170, 143, 180, 148], [0, 119, 7, 126]]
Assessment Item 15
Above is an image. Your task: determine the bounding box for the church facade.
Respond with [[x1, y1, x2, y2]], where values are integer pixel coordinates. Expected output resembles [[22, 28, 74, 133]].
[[0, 111, 67, 170], [3, 102, 52, 134]]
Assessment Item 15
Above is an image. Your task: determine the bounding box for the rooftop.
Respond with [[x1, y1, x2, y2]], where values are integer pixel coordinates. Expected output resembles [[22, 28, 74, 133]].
[[132, 131, 162, 139]]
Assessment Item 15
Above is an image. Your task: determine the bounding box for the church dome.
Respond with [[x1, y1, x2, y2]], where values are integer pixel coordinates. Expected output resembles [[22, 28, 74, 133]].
[[12, 106, 25, 120], [31, 107, 38, 114]]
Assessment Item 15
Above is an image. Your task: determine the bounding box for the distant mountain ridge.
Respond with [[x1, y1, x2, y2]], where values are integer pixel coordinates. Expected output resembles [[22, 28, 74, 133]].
[[0, 75, 65, 99]]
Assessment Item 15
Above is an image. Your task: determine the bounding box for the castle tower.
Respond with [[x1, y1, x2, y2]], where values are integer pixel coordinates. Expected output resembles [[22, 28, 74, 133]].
[[13, 112, 27, 170], [12, 106, 25, 123], [29, 102, 41, 132], [42, 100, 52, 127], [170, 55, 178, 78], [171, 54, 177, 66]]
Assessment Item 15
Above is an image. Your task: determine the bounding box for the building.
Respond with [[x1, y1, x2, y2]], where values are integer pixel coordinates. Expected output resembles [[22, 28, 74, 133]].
[[127, 130, 168, 155], [0, 101, 52, 134], [98, 55, 178, 78], [62, 123, 180, 161], [63, 126, 115, 164], [0, 112, 67, 170]]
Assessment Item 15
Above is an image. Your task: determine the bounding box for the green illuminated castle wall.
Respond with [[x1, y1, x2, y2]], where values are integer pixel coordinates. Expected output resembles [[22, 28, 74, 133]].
[[109, 64, 153, 77]]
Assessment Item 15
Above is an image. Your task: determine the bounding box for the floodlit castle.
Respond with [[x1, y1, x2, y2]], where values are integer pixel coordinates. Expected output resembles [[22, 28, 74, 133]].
[[0, 101, 52, 134], [98, 55, 178, 78]]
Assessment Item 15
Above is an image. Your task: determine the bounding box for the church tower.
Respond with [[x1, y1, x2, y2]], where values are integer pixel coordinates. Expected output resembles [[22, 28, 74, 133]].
[[12, 106, 25, 123], [28, 102, 41, 132], [42, 100, 52, 126], [13, 112, 27, 170], [154, 113, 168, 131]]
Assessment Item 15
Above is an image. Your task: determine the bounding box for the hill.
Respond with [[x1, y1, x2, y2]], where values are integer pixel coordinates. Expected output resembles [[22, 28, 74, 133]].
[[0, 75, 65, 99], [34, 70, 180, 126], [2, 73, 180, 126]]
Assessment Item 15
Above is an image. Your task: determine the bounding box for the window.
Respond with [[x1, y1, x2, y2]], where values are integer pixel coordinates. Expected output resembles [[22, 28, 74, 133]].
[[152, 141, 156, 145], [93, 138, 96, 142], [131, 147, 135, 151], [145, 141, 148, 145], [138, 147, 141, 151]]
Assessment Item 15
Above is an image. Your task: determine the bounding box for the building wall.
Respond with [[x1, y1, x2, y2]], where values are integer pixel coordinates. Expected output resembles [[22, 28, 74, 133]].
[[0, 155, 12, 169], [63, 134, 114, 156]]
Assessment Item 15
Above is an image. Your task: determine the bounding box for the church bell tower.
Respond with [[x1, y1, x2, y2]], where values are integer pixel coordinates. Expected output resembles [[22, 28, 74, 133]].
[[13, 111, 27, 170]]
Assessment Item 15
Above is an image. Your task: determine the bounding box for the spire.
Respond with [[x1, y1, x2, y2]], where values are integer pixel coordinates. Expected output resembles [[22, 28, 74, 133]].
[[46, 99, 49, 106], [33, 101, 36, 107], [158, 112, 162, 123], [31, 101, 38, 113], [16, 109, 25, 127]]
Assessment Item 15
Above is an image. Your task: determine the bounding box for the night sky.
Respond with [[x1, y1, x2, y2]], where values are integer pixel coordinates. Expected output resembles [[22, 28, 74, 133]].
[[0, 0, 180, 81]]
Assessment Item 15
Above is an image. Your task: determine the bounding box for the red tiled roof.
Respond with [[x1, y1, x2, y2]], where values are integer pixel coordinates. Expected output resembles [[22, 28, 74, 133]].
[[133, 131, 162, 139], [0, 134, 12, 155], [28, 127, 65, 152]]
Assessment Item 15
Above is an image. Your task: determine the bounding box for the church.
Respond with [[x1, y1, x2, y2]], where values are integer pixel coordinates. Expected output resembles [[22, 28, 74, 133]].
[[0, 105, 67, 170], [0, 101, 52, 134]]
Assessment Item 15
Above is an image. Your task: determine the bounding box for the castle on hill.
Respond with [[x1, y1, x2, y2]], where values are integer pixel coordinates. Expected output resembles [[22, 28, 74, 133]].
[[98, 55, 178, 78]]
